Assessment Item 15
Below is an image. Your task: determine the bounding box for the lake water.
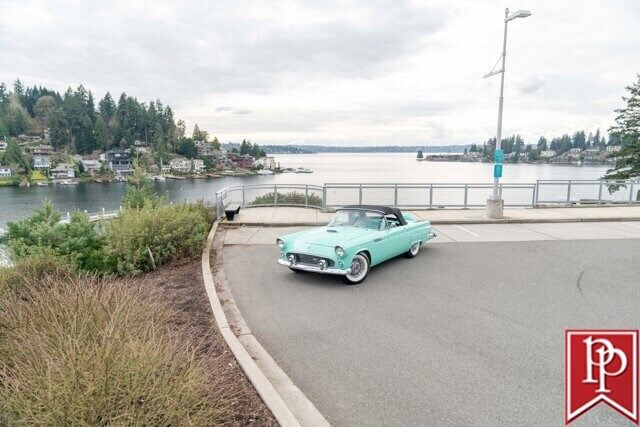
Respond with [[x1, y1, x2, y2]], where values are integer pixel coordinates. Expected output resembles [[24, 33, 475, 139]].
[[0, 153, 610, 226]]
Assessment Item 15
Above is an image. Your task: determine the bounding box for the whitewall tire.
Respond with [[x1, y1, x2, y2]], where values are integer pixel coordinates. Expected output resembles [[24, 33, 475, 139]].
[[343, 253, 369, 285]]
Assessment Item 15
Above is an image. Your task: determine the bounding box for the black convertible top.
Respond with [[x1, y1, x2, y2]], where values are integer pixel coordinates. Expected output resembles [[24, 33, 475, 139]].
[[340, 205, 407, 225]]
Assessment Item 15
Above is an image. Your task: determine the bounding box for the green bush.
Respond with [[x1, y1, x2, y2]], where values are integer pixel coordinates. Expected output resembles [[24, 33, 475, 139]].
[[0, 277, 228, 425], [5, 202, 106, 273], [122, 167, 164, 209], [251, 191, 323, 207], [105, 203, 211, 275]]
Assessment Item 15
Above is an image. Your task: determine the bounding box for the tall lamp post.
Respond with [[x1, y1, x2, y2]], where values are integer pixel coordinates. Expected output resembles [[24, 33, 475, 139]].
[[484, 8, 531, 219]]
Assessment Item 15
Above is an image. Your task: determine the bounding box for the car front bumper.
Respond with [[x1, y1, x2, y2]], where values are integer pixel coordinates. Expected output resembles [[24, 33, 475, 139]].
[[277, 258, 351, 276]]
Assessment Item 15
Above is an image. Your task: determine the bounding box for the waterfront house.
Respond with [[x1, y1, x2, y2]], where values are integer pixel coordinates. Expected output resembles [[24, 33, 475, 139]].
[[195, 141, 216, 157], [81, 159, 102, 174], [254, 156, 277, 169], [106, 149, 132, 175], [607, 145, 622, 153], [31, 144, 55, 156], [191, 159, 205, 173], [567, 148, 582, 160], [0, 166, 12, 177], [51, 163, 76, 180], [540, 150, 556, 158], [227, 153, 255, 169], [33, 155, 52, 169], [169, 157, 191, 173]]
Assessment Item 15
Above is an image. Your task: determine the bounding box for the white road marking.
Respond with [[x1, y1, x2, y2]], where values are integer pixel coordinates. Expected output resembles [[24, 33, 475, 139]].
[[454, 225, 479, 237]]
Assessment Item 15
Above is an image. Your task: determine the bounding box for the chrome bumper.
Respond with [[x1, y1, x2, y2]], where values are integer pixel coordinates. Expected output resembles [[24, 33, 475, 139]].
[[277, 258, 351, 276]]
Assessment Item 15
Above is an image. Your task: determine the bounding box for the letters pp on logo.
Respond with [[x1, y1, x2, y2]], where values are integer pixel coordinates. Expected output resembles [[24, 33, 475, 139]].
[[565, 330, 639, 424]]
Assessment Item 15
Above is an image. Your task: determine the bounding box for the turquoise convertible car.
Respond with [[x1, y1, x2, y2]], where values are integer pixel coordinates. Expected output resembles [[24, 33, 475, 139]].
[[276, 205, 436, 284]]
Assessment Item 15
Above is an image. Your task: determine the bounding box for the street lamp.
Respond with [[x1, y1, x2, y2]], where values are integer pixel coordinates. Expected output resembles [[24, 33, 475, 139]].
[[484, 7, 531, 219]]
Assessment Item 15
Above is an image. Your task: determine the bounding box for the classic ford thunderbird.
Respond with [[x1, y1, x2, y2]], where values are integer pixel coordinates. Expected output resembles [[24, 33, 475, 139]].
[[276, 205, 436, 284]]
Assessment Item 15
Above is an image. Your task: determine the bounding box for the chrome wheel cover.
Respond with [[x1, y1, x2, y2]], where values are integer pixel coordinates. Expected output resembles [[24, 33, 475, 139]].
[[346, 254, 368, 282], [410, 242, 420, 256]]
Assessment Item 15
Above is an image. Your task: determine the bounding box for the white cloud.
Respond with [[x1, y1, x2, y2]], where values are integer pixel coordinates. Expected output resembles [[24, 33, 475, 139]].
[[0, 0, 638, 146], [518, 75, 546, 94]]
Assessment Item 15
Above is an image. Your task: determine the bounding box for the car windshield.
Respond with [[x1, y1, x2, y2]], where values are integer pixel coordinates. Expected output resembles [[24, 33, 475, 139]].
[[328, 209, 384, 230]]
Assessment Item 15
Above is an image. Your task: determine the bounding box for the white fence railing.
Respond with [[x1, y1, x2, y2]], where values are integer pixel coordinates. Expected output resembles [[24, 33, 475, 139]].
[[213, 180, 640, 218]]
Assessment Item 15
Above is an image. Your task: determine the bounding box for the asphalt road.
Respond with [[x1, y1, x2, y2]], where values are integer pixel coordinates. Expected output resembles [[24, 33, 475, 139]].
[[223, 236, 640, 426]]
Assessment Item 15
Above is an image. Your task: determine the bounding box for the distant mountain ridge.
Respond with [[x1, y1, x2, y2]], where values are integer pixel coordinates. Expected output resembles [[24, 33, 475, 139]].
[[225, 144, 470, 154]]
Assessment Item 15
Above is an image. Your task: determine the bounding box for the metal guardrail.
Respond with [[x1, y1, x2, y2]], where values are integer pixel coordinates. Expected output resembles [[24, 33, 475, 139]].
[[213, 180, 640, 219]]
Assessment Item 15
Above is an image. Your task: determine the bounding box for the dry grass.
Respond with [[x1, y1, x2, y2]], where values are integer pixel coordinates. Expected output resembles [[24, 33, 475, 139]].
[[0, 275, 231, 426]]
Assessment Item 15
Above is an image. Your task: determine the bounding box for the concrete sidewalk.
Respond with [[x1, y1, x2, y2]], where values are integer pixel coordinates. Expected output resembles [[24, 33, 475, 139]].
[[222, 205, 640, 226]]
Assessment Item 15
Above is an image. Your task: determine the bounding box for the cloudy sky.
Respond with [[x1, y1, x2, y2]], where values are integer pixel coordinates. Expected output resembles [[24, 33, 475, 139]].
[[1, 0, 638, 146]]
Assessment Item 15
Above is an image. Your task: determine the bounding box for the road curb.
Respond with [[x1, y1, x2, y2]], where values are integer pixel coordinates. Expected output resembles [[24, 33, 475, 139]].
[[201, 223, 301, 427], [202, 222, 331, 427], [221, 216, 640, 227]]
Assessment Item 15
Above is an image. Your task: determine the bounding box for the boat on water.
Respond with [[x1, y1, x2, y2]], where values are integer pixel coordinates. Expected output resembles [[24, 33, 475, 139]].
[[58, 179, 79, 185], [256, 169, 275, 175], [36, 181, 49, 186], [294, 167, 313, 173]]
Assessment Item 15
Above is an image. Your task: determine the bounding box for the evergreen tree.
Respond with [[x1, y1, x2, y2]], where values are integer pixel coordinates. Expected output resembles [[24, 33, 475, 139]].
[[94, 116, 109, 150], [594, 129, 602, 147], [604, 74, 640, 182], [177, 138, 197, 158], [48, 108, 70, 150], [572, 131, 586, 150], [537, 136, 548, 152], [13, 79, 24, 98], [3, 139, 29, 172], [98, 92, 116, 124], [192, 123, 208, 142]]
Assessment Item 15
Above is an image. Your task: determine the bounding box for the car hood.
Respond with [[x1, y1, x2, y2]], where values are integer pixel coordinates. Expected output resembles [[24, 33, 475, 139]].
[[294, 226, 375, 247]]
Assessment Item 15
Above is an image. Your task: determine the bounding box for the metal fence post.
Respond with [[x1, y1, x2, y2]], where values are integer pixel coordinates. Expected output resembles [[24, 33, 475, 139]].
[[598, 181, 603, 204], [429, 184, 433, 208], [394, 184, 398, 207], [630, 182, 635, 204], [322, 185, 327, 209], [242, 186, 246, 206], [567, 180, 572, 204], [534, 181, 539, 206], [305, 186, 309, 208], [359, 185, 363, 204], [274, 185, 278, 206], [463, 184, 468, 209]]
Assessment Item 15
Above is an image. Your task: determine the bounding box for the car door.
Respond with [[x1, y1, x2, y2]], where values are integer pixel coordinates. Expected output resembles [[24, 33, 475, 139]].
[[365, 216, 390, 264], [385, 215, 411, 257]]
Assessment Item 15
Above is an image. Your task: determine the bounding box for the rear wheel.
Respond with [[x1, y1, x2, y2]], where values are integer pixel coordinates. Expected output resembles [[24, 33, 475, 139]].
[[343, 253, 369, 285], [405, 241, 420, 258]]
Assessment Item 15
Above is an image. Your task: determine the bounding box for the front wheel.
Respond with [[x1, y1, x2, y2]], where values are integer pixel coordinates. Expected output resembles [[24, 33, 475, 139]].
[[405, 241, 420, 258], [343, 253, 369, 285]]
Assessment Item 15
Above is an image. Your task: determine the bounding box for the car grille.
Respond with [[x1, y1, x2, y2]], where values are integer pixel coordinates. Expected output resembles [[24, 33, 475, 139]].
[[288, 253, 334, 267]]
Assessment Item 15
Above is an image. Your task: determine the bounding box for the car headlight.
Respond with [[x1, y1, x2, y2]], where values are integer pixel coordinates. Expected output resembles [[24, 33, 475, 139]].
[[335, 246, 345, 257], [277, 238, 285, 249]]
